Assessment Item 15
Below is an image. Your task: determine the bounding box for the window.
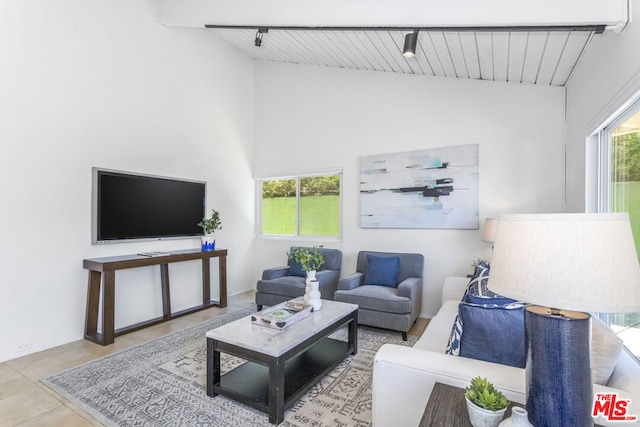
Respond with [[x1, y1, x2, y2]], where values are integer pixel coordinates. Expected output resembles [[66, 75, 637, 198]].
[[257, 171, 342, 238], [596, 97, 640, 359]]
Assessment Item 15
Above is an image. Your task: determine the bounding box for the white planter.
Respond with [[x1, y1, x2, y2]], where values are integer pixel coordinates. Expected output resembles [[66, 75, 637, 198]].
[[201, 233, 216, 251], [465, 397, 507, 427], [308, 279, 322, 310], [304, 270, 316, 305]]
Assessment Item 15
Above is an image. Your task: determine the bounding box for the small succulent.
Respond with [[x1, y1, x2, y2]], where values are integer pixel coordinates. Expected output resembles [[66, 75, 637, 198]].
[[288, 246, 324, 272], [465, 377, 510, 411]]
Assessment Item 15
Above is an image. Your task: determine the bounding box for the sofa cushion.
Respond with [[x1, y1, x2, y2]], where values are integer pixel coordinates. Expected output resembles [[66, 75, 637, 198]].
[[458, 302, 526, 368], [363, 255, 400, 287], [591, 315, 624, 385], [334, 285, 411, 313]]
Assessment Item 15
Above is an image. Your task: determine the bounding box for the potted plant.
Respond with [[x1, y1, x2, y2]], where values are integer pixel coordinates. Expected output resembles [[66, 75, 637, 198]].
[[288, 246, 325, 309], [198, 209, 222, 251], [464, 377, 510, 427], [288, 245, 324, 274]]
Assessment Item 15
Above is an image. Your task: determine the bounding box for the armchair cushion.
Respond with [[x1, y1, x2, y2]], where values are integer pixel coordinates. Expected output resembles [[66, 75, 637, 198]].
[[289, 259, 306, 277], [363, 255, 400, 287], [333, 285, 412, 314]]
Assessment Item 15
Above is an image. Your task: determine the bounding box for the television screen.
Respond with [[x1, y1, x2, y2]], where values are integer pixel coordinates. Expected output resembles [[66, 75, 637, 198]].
[[92, 168, 206, 243]]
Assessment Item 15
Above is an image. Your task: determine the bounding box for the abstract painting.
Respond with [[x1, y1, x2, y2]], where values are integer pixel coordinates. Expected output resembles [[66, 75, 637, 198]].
[[360, 144, 479, 229]]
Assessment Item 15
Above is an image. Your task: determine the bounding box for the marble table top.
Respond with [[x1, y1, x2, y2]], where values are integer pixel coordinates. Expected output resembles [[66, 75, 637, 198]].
[[206, 299, 358, 357]]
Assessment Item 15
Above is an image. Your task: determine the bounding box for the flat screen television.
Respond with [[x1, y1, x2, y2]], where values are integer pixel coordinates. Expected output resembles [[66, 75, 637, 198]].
[[92, 168, 206, 244]]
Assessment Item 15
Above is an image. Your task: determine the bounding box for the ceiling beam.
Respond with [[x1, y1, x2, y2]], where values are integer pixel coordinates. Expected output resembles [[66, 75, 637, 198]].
[[158, 0, 629, 31]]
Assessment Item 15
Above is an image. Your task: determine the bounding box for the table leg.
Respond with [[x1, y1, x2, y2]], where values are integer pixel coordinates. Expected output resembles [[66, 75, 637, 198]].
[[160, 264, 171, 321], [202, 258, 211, 303], [218, 255, 227, 308], [268, 356, 285, 424], [84, 270, 101, 341], [102, 271, 115, 345], [207, 338, 220, 397], [349, 310, 358, 355]]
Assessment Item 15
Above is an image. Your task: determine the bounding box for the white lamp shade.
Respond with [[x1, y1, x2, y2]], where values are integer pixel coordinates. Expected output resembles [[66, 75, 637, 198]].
[[481, 218, 498, 243], [489, 213, 640, 313]]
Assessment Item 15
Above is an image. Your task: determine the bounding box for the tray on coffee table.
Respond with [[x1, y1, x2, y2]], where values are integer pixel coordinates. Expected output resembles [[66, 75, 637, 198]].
[[251, 299, 314, 329]]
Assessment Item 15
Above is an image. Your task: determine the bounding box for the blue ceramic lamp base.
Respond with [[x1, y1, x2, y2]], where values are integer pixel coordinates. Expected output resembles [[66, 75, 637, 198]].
[[525, 305, 593, 427]]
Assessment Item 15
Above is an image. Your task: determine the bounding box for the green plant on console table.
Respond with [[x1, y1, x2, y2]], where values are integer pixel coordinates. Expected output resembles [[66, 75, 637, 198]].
[[288, 245, 324, 272], [198, 209, 222, 234], [465, 376, 510, 411]]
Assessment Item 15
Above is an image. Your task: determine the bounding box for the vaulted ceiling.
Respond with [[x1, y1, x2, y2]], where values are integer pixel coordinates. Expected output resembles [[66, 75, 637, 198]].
[[206, 27, 597, 86], [157, 0, 630, 87]]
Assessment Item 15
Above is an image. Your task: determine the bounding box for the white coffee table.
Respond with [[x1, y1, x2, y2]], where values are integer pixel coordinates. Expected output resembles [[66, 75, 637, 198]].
[[206, 299, 358, 424]]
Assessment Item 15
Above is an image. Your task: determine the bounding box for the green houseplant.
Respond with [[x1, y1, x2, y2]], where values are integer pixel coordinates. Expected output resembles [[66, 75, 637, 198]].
[[198, 209, 222, 234], [464, 377, 510, 427], [198, 209, 222, 251], [287, 245, 324, 273]]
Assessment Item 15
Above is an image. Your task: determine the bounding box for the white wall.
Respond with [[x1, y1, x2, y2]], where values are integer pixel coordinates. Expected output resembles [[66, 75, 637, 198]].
[[565, 0, 640, 212], [0, 1, 255, 362], [252, 62, 565, 317]]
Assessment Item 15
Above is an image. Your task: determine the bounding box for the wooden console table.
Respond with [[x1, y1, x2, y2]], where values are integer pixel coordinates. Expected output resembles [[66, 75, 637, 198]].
[[83, 248, 227, 346]]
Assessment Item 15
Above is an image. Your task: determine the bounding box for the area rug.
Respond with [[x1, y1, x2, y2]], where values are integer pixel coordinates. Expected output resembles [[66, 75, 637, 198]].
[[42, 305, 417, 427]]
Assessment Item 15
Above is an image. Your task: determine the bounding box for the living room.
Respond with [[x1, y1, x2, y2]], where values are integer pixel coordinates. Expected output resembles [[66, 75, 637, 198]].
[[1, 0, 639, 424]]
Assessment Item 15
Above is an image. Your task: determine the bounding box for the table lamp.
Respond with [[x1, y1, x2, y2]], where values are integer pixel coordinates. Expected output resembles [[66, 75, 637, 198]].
[[488, 213, 640, 427], [481, 218, 498, 244]]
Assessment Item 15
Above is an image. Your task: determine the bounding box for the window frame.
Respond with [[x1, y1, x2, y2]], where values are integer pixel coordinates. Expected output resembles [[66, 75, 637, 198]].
[[255, 168, 343, 241], [593, 95, 640, 362]]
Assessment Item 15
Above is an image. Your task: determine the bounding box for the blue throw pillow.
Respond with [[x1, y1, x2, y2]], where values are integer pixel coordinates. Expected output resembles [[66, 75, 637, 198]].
[[458, 301, 526, 368], [464, 262, 491, 299], [466, 294, 518, 306], [363, 255, 400, 287], [288, 260, 307, 277]]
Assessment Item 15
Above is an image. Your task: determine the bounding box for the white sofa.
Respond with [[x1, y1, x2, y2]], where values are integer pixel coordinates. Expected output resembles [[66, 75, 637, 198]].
[[373, 277, 640, 426]]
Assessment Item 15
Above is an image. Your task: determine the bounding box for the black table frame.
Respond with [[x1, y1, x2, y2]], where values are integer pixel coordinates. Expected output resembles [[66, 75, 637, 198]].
[[206, 309, 358, 425]]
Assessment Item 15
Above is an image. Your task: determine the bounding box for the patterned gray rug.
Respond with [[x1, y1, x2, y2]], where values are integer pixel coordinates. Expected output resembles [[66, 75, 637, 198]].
[[42, 305, 417, 426]]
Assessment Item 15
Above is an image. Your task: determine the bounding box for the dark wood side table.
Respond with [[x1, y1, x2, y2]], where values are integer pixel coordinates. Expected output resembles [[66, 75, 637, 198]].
[[83, 248, 227, 346], [420, 382, 604, 427], [419, 382, 523, 427]]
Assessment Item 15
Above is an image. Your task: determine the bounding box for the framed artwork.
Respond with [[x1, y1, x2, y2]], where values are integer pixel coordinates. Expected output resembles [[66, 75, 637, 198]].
[[360, 144, 479, 229]]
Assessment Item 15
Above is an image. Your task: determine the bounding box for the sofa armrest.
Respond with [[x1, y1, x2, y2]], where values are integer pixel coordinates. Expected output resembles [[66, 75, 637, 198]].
[[315, 269, 340, 299], [397, 277, 422, 299], [261, 266, 290, 280], [373, 345, 640, 427], [338, 273, 363, 291], [372, 345, 525, 427]]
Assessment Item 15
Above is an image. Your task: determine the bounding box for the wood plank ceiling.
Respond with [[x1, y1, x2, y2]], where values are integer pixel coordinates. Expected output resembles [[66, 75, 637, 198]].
[[207, 27, 596, 86]]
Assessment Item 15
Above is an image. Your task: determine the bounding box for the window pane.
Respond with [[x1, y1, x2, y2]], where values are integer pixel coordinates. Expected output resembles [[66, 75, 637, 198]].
[[299, 176, 340, 236], [261, 179, 296, 235], [608, 109, 640, 359]]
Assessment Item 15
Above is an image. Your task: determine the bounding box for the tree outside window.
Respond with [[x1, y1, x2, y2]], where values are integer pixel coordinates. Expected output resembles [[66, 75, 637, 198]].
[[260, 174, 341, 237]]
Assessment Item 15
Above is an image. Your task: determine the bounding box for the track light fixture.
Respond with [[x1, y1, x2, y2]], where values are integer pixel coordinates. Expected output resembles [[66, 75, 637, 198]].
[[402, 29, 419, 58], [254, 28, 268, 47]]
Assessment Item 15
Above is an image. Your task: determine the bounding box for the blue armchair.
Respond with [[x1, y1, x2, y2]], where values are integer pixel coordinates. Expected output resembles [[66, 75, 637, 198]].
[[334, 251, 424, 340], [255, 247, 342, 310]]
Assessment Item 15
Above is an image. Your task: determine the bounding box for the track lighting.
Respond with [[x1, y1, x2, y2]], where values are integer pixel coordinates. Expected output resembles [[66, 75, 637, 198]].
[[255, 28, 268, 47], [402, 30, 419, 58]]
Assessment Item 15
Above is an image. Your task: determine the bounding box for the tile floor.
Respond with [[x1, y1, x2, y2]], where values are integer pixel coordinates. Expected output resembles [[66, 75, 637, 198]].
[[0, 291, 429, 426]]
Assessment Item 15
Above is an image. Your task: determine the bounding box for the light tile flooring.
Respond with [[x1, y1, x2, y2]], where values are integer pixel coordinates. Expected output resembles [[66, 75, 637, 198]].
[[0, 291, 429, 426]]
